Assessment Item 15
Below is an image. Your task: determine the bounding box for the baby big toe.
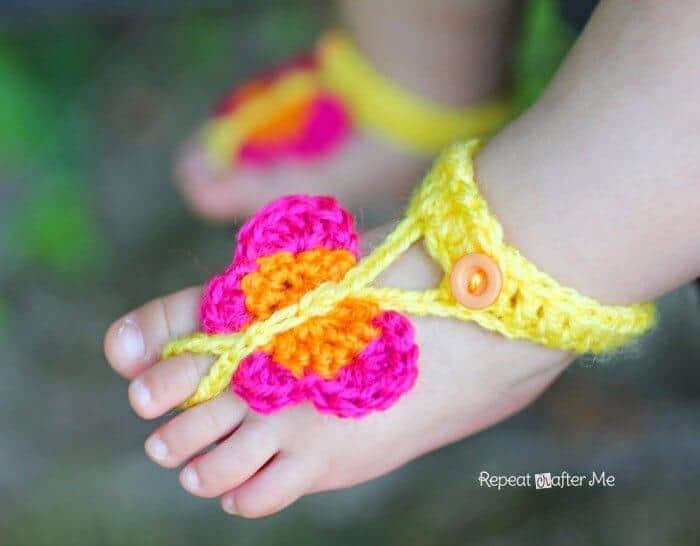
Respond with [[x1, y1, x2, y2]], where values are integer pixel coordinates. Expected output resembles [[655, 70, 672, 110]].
[[104, 286, 202, 379]]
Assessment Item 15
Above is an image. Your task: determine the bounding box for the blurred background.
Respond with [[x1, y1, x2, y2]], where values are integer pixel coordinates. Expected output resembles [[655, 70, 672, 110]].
[[1, 1, 699, 544]]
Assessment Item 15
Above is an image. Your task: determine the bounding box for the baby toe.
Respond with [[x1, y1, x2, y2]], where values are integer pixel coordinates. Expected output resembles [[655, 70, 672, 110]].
[[145, 391, 247, 468], [129, 353, 212, 419], [179, 418, 278, 499], [104, 286, 202, 379], [175, 140, 263, 222], [221, 454, 318, 518]]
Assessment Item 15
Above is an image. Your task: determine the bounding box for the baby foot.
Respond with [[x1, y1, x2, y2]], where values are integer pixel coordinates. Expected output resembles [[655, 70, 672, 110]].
[[176, 131, 429, 222], [104, 222, 571, 518], [174, 25, 512, 222]]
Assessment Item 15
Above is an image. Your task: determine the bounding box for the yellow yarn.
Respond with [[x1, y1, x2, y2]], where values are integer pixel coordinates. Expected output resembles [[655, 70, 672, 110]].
[[205, 71, 318, 167], [203, 30, 514, 167], [164, 139, 656, 408], [317, 31, 515, 153]]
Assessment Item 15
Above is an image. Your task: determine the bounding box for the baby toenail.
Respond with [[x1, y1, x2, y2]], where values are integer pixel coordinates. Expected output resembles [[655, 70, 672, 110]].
[[129, 380, 151, 408], [145, 435, 168, 461], [181, 467, 200, 491], [221, 497, 237, 515], [117, 318, 146, 363]]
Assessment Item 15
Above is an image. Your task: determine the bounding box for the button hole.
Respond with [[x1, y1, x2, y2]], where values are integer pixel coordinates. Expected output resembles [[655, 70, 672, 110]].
[[467, 268, 487, 296]]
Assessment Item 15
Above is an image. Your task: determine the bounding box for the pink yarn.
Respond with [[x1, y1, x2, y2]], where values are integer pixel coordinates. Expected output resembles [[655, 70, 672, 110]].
[[239, 95, 352, 165], [200, 195, 359, 334], [232, 311, 419, 417], [211, 49, 352, 166], [213, 54, 318, 118], [199, 193, 419, 418], [233, 194, 359, 268], [199, 263, 255, 334]]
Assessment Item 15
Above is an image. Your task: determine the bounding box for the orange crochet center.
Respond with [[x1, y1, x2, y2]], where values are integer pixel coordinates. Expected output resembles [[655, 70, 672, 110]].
[[232, 74, 315, 146], [241, 248, 381, 378]]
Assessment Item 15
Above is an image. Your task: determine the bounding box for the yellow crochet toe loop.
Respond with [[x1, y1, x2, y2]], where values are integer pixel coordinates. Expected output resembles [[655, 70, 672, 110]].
[[164, 139, 656, 409]]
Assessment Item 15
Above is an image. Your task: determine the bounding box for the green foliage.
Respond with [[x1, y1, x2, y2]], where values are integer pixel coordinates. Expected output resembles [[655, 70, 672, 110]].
[[0, 46, 55, 163], [254, 3, 321, 60], [0, 24, 108, 278], [173, 2, 321, 81], [13, 172, 106, 277], [514, 0, 575, 110], [174, 14, 237, 78]]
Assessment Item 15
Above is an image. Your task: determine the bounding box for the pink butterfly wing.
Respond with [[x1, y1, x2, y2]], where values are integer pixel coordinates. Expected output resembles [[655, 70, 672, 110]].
[[198, 194, 419, 418], [200, 194, 359, 334]]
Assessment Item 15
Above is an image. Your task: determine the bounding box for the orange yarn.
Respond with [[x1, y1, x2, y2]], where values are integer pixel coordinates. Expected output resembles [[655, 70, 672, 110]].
[[263, 298, 380, 378], [233, 81, 268, 103], [241, 248, 380, 378], [242, 248, 357, 320], [247, 94, 312, 144], [226, 74, 314, 146]]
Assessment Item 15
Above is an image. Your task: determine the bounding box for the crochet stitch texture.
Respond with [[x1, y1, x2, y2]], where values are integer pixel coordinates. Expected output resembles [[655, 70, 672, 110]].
[[164, 139, 656, 417], [196, 194, 419, 417]]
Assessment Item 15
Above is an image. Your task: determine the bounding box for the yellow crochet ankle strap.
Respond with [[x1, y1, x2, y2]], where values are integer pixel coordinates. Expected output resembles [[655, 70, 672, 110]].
[[398, 140, 656, 348], [164, 139, 656, 410], [318, 31, 515, 153]]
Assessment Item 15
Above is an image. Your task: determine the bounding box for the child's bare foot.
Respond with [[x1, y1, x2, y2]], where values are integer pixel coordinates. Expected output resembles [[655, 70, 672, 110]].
[[175, 0, 515, 221], [105, 0, 700, 520], [104, 223, 571, 518]]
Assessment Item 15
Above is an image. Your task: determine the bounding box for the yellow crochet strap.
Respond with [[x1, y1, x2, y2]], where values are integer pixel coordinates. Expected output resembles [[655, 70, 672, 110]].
[[399, 140, 656, 349], [317, 31, 515, 153], [164, 139, 656, 408]]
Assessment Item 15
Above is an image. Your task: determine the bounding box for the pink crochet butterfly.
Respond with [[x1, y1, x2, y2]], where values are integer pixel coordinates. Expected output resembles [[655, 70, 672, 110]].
[[199, 195, 419, 418]]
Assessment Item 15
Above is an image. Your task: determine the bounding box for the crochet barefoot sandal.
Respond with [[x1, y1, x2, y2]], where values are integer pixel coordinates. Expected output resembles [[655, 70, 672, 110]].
[[203, 31, 514, 168], [164, 140, 656, 418]]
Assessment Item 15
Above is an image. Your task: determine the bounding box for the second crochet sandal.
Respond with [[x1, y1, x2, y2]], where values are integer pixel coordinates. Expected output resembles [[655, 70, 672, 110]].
[[203, 31, 514, 169], [164, 139, 657, 418]]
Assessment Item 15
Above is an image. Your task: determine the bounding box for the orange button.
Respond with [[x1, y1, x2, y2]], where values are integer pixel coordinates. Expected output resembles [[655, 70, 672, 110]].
[[450, 253, 502, 310]]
